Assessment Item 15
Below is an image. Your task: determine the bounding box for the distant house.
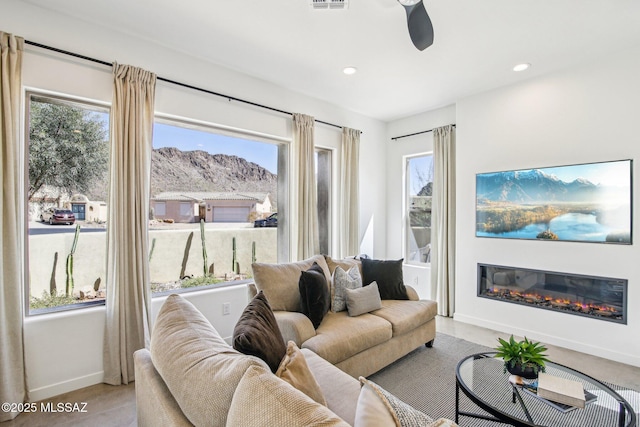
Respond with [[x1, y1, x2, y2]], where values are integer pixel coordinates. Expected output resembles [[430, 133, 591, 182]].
[[151, 192, 272, 223], [28, 188, 108, 223]]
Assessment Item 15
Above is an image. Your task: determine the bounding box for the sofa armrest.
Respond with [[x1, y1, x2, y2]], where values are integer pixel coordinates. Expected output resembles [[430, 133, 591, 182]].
[[133, 349, 192, 427], [274, 311, 316, 346], [247, 282, 258, 300], [405, 284, 420, 301]]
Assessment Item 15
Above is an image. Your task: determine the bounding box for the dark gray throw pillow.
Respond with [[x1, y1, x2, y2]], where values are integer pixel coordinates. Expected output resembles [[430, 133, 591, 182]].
[[361, 258, 409, 300], [233, 290, 287, 373], [298, 262, 330, 329]]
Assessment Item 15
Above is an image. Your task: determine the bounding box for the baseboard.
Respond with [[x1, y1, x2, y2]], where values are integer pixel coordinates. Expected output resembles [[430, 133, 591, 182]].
[[28, 371, 104, 402], [453, 313, 640, 368]]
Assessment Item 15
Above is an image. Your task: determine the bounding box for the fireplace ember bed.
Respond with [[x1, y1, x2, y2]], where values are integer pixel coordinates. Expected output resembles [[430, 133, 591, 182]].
[[477, 264, 627, 324]]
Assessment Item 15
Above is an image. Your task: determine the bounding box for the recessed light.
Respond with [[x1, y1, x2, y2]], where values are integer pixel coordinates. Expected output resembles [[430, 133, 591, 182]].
[[343, 66, 357, 75], [513, 63, 531, 72]]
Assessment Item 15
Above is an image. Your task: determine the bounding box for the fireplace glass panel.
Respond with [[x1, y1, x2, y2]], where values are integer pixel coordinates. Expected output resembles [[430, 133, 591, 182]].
[[477, 264, 627, 324]]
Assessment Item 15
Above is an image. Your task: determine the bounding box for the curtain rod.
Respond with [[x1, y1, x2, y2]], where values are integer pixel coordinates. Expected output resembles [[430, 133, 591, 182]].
[[391, 123, 456, 141], [24, 40, 344, 131]]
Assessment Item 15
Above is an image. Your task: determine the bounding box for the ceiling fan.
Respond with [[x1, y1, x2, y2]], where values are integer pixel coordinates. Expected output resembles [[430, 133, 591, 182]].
[[397, 0, 434, 51]]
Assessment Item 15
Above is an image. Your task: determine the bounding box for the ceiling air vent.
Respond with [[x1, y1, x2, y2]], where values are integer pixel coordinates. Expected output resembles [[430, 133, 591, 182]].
[[311, 0, 348, 10]]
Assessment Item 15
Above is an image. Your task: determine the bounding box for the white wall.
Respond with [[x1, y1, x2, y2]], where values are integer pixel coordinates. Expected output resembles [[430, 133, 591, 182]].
[[24, 284, 249, 402], [455, 46, 640, 367], [4, 1, 388, 400], [386, 106, 456, 299]]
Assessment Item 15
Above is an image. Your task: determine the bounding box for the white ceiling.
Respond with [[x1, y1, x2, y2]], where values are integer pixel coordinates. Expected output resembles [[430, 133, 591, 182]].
[[22, 0, 640, 122]]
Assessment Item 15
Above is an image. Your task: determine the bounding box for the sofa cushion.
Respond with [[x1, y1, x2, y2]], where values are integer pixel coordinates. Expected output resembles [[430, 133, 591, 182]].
[[331, 265, 362, 312], [233, 290, 287, 373], [150, 294, 268, 427], [299, 262, 331, 328], [324, 254, 363, 277], [252, 255, 332, 312], [302, 311, 392, 365], [276, 341, 327, 406], [227, 364, 350, 427], [362, 258, 409, 300], [301, 348, 361, 426], [345, 281, 382, 317], [371, 299, 438, 336]]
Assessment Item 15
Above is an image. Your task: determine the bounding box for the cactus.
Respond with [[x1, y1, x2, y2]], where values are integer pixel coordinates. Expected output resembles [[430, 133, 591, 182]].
[[200, 219, 208, 277], [180, 232, 194, 279], [252, 241, 257, 264], [232, 237, 239, 274], [149, 237, 156, 262], [50, 252, 58, 295], [65, 224, 81, 296], [93, 277, 101, 292]]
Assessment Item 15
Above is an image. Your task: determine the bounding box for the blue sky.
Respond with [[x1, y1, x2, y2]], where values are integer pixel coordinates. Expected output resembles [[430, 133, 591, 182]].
[[152, 122, 279, 174], [409, 155, 434, 195], [539, 160, 630, 187]]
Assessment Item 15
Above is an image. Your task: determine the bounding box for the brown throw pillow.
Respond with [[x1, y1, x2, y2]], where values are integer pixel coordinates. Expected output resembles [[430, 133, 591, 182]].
[[233, 291, 287, 373], [362, 258, 409, 300], [276, 341, 327, 406], [299, 262, 330, 329]]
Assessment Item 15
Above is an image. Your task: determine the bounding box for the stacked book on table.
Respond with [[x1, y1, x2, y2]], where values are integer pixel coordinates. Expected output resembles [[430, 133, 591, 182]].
[[510, 373, 597, 413]]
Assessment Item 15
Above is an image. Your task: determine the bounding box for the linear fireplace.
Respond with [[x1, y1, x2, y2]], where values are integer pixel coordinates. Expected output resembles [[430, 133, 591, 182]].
[[477, 264, 627, 324]]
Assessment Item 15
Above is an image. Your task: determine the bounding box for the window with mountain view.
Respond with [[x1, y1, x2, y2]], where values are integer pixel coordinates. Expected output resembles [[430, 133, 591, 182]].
[[406, 154, 433, 265], [149, 119, 281, 293], [27, 93, 110, 313]]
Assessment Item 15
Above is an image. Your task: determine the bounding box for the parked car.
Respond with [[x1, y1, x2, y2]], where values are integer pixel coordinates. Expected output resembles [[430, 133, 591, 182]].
[[41, 208, 76, 225], [254, 212, 277, 228]]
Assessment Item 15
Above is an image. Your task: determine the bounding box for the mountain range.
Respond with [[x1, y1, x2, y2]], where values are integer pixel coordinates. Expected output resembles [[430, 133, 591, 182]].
[[476, 169, 602, 204], [150, 147, 278, 201]]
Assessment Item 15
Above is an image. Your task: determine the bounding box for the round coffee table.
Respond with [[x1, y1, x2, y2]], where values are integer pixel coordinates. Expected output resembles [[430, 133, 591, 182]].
[[455, 352, 636, 427]]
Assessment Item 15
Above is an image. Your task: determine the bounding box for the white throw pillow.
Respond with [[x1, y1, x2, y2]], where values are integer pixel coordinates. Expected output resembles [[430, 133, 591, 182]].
[[331, 265, 362, 312], [354, 377, 458, 427]]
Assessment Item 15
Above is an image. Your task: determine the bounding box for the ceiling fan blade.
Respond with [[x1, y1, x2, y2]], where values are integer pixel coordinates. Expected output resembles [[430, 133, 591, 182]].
[[403, 0, 434, 51]]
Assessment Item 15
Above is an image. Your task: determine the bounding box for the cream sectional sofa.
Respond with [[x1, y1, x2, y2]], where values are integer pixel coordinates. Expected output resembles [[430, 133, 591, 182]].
[[250, 254, 438, 379], [135, 294, 454, 427], [134, 255, 441, 426], [135, 293, 360, 426]]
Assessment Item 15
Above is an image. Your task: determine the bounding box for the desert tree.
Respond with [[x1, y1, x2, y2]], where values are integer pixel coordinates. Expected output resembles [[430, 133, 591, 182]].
[[28, 98, 109, 201]]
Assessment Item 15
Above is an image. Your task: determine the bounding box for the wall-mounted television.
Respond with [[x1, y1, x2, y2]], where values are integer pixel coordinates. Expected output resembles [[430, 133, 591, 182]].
[[475, 159, 632, 244]]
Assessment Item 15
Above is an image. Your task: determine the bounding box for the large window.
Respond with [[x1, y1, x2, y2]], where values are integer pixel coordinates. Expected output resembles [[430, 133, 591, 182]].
[[27, 93, 110, 313], [149, 119, 281, 294], [406, 154, 433, 265]]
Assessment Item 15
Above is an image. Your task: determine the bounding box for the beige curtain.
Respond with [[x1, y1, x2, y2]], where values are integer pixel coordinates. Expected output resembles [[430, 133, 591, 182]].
[[339, 127, 361, 257], [104, 63, 156, 385], [430, 125, 455, 316], [0, 32, 25, 422], [293, 113, 319, 260]]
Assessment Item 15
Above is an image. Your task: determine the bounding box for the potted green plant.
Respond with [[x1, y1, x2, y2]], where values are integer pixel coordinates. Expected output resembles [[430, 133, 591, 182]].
[[494, 335, 549, 379]]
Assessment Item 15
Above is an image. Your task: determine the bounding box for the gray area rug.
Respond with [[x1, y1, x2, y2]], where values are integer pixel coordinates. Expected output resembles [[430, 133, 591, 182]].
[[368, 333, 639, 427]]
